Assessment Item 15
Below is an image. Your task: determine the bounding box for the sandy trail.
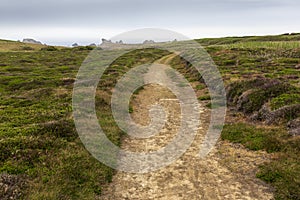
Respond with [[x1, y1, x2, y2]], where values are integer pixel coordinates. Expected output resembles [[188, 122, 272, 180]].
[[101, 54, 273, 200]]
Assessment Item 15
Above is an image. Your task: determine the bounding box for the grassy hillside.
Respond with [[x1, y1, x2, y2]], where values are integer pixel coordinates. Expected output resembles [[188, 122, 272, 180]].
[[0, 39, 46, 52], [0, 35, 299, 199], [196, 33, 300, 46], [0, 42, 170, 199], [0, 39, 68, 52]]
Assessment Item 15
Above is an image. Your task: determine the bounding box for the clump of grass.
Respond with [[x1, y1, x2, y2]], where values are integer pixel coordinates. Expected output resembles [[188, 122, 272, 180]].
[[40, 46, 58, 51], [221, 123, 284, 152], [195, 84, 206, 90], [270, 93, 300, 111], [21, 46, 35, 51], [72, 46, 95, 51], [198, 95, 211, 101], [222, 59, 236, 66]]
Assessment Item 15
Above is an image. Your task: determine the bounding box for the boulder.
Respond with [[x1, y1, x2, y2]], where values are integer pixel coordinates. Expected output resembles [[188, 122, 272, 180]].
[[287, 118, 300, 136]]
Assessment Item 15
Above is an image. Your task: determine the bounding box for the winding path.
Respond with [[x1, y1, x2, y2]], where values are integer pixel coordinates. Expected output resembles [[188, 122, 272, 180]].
[[101, 54, 273, 200]]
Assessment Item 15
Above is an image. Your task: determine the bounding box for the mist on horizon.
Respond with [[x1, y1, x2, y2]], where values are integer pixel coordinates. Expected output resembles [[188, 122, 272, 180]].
[[1, 0, 299, 46]]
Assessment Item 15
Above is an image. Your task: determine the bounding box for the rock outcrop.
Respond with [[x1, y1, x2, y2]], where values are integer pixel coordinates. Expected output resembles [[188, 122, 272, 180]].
[[115, 40, 123, 44], [101, 38, 113, 45], [88, 43, 97, 47], [251, 104, 300, 125], [143, 40, 155, 44], [287, 118, 300, 136], [0, 173, 27, 199], [100, 38, 127, 48], [22, 38, 42, 45]]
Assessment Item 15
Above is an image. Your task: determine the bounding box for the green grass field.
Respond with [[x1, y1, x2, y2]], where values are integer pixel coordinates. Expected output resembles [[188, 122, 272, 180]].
[[0, 34, 299, 199], [0, 45, 169, 199]]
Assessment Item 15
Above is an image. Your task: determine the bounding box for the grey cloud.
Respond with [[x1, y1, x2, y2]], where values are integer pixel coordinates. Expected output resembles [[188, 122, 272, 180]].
[[1, 0, 296, 26], [1, 0, 299, 45]]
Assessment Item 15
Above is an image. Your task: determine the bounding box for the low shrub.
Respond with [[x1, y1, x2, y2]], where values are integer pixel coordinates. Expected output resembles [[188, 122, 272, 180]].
[[40, 46, 58, 51], [21, 46, 35, 51]]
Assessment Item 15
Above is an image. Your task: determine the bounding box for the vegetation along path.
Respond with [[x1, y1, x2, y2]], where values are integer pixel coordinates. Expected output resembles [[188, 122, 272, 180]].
[[101, 54, 274, 200]]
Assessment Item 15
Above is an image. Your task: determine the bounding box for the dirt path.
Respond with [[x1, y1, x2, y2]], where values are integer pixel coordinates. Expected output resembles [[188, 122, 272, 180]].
[[101, 55, 273, 200]]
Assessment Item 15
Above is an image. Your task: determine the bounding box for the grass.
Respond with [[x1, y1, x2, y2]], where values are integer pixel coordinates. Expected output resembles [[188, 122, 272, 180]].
[[198, 95, 211, 101], [221, 123, 285, 152], [0, 47, 106, 199], [0, 39, 64, 52], [223, 41, 300, 50], [256, 152, 300, 200], [195, 84, 206, 90], [0, 42, 170, 199], [196, 33, 300, 46], [270, 93, 300, 110], [203, 37, 300, 86]]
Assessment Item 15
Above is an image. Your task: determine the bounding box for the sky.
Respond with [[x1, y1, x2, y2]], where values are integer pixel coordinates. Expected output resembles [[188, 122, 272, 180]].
[[1, 0, 300, 46]]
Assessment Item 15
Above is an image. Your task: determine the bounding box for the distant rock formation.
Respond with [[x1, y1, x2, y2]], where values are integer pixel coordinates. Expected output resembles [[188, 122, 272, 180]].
[[22, 38, 42, 45], [101, 38, 113, 45], [99, 37, 170, 49], [88, 43, 97, 47], [143, 40, 155, 44], [72, 43, 79, 47], [115, 40, 123, 44], [100, 38, 125, 48]]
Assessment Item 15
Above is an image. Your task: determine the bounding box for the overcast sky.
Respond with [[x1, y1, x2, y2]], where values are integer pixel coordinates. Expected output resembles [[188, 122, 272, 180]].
[[1, 0, 299, 46]]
